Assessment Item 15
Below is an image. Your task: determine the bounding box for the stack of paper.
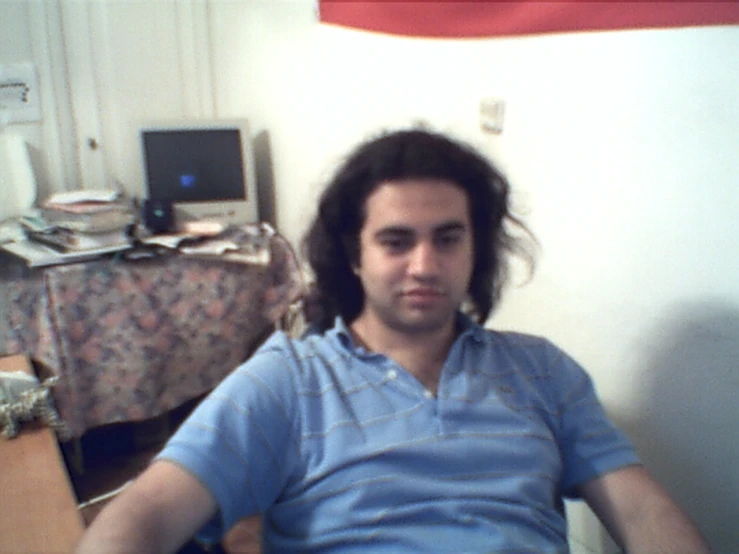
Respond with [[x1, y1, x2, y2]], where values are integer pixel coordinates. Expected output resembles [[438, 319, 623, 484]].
[[20, 189, 133, 253], [1, 189, 135, 266], [41, 189, 135, 235], [1, 239, 130, 268]]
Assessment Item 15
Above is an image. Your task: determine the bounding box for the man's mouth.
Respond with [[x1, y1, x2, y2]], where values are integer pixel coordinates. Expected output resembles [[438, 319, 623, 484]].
[[403, 287, 445, 299]]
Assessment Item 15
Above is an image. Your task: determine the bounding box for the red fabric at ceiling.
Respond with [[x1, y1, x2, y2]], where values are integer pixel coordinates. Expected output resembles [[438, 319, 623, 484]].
[[318, 2, 739, 38]]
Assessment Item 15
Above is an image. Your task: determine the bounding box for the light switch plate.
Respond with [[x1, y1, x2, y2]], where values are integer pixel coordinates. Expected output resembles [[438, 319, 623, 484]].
[[480, 97, 505, 134]]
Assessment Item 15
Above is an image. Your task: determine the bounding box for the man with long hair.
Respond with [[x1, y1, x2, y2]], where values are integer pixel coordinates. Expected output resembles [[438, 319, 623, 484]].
[[301, 128, 532, 331], [77, 128, 709, 553]]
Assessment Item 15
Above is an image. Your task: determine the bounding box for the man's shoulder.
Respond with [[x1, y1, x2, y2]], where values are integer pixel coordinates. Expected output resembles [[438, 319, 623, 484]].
[[476, 327, 557, 352], [245, 327, 350, 381], [467, 327, 571, 377], [256, 327, 344, 358], [457, 313, 552, 350]]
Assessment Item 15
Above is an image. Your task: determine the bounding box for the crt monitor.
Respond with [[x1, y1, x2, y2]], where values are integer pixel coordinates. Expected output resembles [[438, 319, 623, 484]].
[[139, 119, 259, 227]]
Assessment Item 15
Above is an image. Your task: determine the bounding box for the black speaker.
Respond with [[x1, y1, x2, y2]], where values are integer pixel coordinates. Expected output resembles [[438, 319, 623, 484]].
[[143, 199, 174, 234]]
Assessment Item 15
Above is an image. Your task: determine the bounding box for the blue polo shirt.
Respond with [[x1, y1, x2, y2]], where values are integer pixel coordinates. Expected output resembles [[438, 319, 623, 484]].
[[158, 315, 639, 552]]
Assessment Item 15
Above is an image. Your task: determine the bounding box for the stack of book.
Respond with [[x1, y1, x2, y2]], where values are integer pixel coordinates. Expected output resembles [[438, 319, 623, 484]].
[[23, 189, 135, 254]]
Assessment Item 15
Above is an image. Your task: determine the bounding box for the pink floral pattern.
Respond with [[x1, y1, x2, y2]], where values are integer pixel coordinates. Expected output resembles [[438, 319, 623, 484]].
[[3, 229, 304, 439]]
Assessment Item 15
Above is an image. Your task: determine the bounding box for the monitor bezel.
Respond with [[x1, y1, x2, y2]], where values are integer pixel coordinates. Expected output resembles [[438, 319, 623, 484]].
[[138, 118, 259, 229]]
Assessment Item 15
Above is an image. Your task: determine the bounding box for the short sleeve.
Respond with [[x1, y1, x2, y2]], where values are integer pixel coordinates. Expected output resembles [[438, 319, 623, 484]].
[[156, 332, 301, 541], [545, 344, 641, 497]]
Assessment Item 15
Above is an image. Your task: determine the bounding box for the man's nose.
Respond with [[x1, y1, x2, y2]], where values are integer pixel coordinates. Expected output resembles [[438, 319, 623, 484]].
[[408, 242, 440, 276]]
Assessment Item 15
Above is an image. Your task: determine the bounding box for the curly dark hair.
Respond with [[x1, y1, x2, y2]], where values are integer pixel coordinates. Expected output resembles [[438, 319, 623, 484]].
[[301, 128, 535, 331]]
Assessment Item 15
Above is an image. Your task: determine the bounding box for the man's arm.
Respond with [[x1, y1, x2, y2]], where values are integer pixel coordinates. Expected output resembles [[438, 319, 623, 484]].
[[579, 464, 710, 554], [75, 460, 217, 554]]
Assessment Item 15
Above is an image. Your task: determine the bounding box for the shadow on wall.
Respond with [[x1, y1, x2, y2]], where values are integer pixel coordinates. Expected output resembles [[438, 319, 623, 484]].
[[254, 130, 276, 228], [27, 143, 49, 202], [613, 300, 739, 554]]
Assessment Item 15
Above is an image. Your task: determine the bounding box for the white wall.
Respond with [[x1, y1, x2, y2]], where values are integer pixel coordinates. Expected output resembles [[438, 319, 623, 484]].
[[3, 2, 737, 552]]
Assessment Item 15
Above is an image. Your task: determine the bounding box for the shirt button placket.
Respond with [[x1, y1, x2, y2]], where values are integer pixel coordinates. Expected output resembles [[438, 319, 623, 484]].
[[429, 390, 443, 435]]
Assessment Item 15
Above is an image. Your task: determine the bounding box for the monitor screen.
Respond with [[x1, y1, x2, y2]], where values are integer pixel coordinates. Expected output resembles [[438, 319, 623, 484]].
[[143, 129, 245, 203], [139, 119, 258, 227]]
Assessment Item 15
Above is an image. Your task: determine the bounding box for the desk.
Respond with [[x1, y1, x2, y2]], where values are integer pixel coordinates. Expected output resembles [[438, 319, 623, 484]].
[[0, 354, 85, 553], [1, 229, 304, 439]]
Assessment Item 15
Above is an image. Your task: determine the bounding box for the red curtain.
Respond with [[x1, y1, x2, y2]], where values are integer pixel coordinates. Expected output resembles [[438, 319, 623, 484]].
[[318, 2, 739, 38]]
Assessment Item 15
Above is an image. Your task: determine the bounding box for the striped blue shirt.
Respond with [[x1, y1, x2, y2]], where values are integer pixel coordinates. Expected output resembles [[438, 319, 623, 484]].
[[158, 315, 639, 552]]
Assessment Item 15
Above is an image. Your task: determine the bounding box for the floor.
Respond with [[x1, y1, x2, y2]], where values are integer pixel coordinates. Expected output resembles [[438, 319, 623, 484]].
[[65, 398, 222, 554]]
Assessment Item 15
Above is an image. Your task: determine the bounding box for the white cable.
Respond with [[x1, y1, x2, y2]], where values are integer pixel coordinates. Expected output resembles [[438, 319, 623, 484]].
[[77, 479, 133, 510]]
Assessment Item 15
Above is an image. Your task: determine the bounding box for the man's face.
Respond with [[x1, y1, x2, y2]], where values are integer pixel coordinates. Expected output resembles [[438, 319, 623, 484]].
[[352, 179, 474, 336]]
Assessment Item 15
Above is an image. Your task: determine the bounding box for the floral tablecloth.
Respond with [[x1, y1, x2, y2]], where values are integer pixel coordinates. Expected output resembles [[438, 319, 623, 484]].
[[1, 227, 304, 439]]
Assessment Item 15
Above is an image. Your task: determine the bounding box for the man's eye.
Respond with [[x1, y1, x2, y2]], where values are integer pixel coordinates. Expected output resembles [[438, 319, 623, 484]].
[[436, 233, 462, 248], [380, 237, 411, 251]]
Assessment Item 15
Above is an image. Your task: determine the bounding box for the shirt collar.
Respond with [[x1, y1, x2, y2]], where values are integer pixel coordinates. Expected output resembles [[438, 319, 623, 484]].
[[329, 312, 485, 356]]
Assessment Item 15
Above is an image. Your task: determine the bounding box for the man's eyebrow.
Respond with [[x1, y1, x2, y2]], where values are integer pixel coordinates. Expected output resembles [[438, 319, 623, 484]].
[[434, 221, 468, 234], [371, 222, 469, 243], [374, 226, 414, 238], [374, 221, 468, 238]]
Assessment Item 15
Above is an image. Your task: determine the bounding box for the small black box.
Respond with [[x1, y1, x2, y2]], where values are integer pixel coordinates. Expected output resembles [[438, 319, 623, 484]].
[[142, 199, 174, 234]]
